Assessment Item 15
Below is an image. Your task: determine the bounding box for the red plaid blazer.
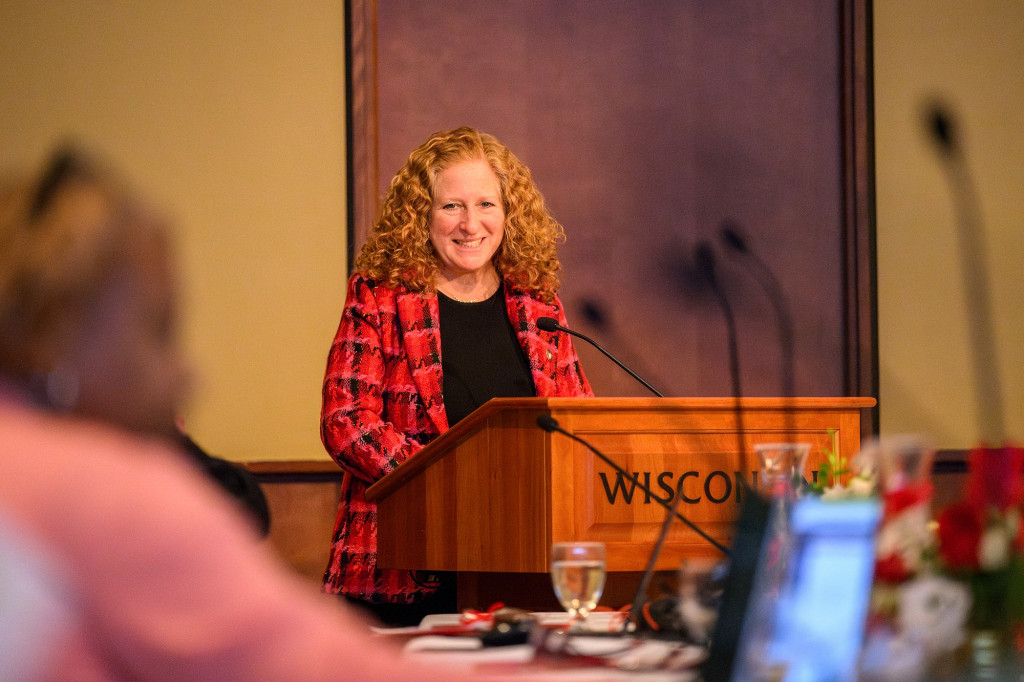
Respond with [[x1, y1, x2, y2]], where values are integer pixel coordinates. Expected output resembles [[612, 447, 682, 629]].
[[321, 274, 592, 602]]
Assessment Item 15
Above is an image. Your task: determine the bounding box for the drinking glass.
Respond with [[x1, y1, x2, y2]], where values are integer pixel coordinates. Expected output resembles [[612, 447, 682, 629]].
[[550, 541, 606, 628], [754, 443, 810, 597], [755, 442, 810, 499], [860, 434, 935, 495]]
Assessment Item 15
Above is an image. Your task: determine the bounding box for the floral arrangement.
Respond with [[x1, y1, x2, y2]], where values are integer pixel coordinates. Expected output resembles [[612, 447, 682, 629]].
[[806, 429, 877, 499], [870, 435, 936, 585], [758, 436, 1024, 676], [847, 440, 1024, 678], [934, 444, 1024, 630]]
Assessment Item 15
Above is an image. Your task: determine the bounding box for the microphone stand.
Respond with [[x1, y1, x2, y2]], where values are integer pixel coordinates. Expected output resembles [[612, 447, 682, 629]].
[[719, 222, 799, 449], [719, 222, 795, 402], [695, 241, 752, 486], [927, 103, 1005, 443]]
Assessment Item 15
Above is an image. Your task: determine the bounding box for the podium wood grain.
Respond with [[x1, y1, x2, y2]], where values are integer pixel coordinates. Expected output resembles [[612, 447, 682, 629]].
[[365, 397, 874, 609]]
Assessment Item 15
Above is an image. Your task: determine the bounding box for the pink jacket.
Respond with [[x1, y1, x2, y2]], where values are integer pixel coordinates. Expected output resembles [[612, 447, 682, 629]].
[[320, 274, 592, 601], [0, 383, 454, 681]]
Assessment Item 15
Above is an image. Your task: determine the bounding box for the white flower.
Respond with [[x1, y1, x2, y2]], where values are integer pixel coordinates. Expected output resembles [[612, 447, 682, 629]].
[[848, 474, 877, 497], [820, 484, 850, 500], [876, 505, 932, 573], [978, 523, 1012, 570], [896, 575, 970, 656]]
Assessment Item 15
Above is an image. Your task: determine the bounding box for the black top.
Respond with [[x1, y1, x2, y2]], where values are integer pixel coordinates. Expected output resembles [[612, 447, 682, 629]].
[[438, 288, 535, 426]]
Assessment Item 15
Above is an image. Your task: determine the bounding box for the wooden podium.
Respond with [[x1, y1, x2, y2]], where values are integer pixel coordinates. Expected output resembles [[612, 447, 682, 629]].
[[365, 396, 875, 611]]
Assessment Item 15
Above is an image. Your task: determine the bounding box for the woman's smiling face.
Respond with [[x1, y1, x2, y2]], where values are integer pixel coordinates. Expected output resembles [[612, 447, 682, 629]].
[[428, 157, 505, 281]]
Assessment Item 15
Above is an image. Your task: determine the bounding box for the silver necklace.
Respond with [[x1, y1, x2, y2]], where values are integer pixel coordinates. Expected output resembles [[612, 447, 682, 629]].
[[438, 279, 499, 303]]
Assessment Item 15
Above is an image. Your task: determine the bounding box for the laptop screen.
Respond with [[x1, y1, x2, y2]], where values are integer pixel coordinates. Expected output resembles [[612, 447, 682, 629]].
[[729, 496, 881, 681]]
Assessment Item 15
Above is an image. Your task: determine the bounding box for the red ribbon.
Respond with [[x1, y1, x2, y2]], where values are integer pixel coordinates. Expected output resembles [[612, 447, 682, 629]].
[[460, 602, 506, 625]]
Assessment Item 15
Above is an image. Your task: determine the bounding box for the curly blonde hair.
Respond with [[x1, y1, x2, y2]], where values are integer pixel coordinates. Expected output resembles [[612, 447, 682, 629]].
[[355, 127, 565, 302]]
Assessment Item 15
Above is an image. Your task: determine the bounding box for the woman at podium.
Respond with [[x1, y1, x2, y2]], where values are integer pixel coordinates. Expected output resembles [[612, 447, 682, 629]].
[[320, 127, 593, 626]]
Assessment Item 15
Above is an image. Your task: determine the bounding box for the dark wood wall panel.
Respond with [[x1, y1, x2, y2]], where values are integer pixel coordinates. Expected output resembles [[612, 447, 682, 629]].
[[349, 0, 875, 413]]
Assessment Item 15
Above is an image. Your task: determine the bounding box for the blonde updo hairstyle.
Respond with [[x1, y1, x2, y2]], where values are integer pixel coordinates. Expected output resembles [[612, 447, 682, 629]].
[[354, 126, 566, 302]]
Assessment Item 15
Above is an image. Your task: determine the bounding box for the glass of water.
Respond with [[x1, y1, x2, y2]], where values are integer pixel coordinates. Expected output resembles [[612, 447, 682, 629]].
[[550, 541, 606, 628]]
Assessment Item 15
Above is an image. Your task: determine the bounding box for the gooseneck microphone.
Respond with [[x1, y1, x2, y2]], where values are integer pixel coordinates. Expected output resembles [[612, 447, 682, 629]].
[[536, 316, 664, 397], [719, 222, 799, 448], [537, 414, 729, 635], [694, 241, 751, 485], [695, 239, 768, 682], [719, 222, 795, 402], [926, 101, 1005, 443]]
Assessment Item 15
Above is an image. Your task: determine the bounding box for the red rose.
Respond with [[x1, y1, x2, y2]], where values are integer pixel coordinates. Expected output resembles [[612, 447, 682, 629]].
[[937, 500, 984, 571], [884, 482, 933, 517], [875, 553, 911, 583], [967, 445, 1024, 512]]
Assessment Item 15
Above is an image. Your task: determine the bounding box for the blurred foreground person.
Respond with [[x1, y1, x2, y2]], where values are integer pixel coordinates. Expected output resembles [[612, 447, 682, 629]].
[[0, 149, 454, 681]]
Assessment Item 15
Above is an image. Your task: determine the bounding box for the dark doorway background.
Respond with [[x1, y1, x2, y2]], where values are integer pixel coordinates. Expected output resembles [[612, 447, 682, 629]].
[[347, 0, 875, 424]]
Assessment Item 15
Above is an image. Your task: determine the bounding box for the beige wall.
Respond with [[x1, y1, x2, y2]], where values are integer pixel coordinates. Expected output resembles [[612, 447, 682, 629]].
[[875, 1, 1024, 447], [0, 2, 347, 461], [3, 2, 1021, 460]]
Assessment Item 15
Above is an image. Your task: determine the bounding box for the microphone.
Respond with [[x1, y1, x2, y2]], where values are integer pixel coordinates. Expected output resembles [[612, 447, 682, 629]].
[[718, 222, 795, 402], [925, 101, 1005, 443], [718, 221, 800, 456], [693, 241, 751, 484], [536, 316, 664, 397], [693, 239, 768, 681], [927, 102, 958, 158], [536, 414, 729, 635]]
